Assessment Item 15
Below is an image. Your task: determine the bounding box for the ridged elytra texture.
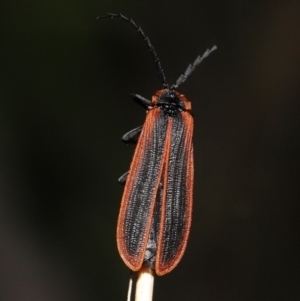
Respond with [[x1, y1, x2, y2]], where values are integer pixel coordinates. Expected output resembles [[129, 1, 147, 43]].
[[117, 91, 193, 276], [100, 13, 215, 276]]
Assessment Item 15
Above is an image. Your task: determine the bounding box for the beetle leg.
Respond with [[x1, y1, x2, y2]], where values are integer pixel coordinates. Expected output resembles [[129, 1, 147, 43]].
[[122, 125, 143, 144], [118, 171, 129, 185], [131, 93, 152, 109]]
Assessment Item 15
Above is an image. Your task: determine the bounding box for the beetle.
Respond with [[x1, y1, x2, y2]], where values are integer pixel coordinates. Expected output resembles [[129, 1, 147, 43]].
[[99, 12, 216, 276]]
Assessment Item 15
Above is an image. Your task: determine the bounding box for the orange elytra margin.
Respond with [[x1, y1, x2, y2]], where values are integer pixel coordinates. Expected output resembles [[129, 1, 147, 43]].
[[117, 108, 194, 275], [156, 112, 194, 275], [117, 109, 166, 271], [99, 12, 216, 277], [155, 118, 173, 275]]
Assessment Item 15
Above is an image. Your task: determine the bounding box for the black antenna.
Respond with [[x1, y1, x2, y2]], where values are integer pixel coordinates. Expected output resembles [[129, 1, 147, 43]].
[[173, 46, 217, 89], [98, 13, 168, 88]]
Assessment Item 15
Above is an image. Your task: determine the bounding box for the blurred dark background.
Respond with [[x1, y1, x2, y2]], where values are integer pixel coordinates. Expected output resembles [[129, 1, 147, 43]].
[[1, 0, 300, 300]]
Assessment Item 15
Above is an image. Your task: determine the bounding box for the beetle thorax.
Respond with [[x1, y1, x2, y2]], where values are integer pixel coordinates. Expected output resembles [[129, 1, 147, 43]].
[[156, 91, 183, 117], [151, 89, 192, 115]]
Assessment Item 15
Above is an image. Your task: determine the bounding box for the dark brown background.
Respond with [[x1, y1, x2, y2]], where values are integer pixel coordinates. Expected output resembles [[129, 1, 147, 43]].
[[1, 0, 299, 300]]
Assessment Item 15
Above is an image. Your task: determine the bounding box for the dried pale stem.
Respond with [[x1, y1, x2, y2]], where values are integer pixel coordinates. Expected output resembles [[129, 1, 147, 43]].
[[127, 272, 133, 301], [134, 266, 155, 301]]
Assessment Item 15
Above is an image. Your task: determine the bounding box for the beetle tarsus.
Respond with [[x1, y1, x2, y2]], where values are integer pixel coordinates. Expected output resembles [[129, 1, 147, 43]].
[[131, 93, 152, 109], [122, 125, 143, 144], [118, 171, 129, 185]]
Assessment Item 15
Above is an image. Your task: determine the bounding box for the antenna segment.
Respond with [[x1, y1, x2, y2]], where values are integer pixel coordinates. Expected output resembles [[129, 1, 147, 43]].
[[98, 13, 168, 88]]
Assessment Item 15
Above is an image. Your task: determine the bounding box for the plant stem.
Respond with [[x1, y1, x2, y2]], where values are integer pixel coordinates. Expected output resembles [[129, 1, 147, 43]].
[[134, 266, 154, 301]]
